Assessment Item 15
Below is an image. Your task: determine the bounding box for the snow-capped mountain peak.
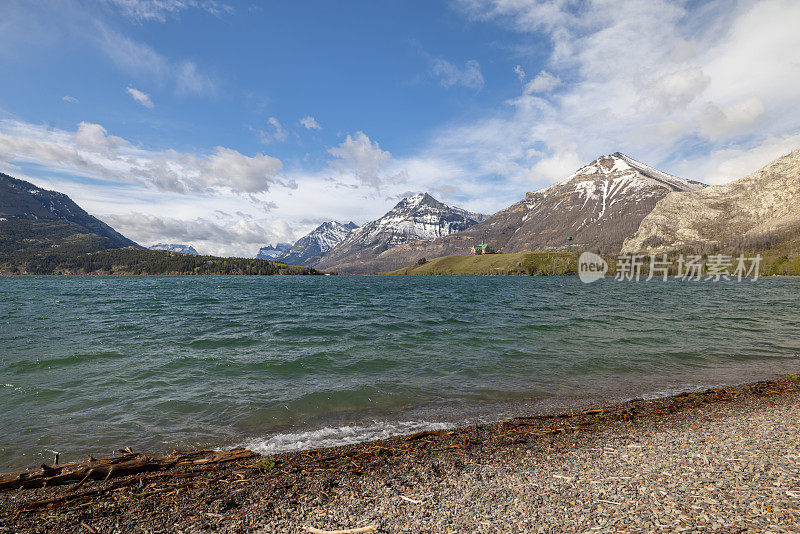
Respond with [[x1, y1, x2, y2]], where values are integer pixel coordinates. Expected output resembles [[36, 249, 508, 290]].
[[510, 152, 707, 251], [313, 193, 485, 272], [274, 221, 359, 266], [356, 193, 485, 247], [551, 153, 705, 193]]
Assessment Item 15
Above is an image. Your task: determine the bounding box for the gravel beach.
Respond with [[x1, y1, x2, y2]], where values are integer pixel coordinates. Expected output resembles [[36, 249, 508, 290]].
[[1, 379, 798, 533]]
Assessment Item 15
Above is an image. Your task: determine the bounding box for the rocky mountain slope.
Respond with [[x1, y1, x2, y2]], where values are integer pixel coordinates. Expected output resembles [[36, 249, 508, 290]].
[[148, 243, 199, 255], [622, 149, 800, 253], [347, 153, 705, 273], [313, 193, 484, 273], [0, 173, 138, 248], [256, 243, 292, 260], [276, 221, 359, 266]]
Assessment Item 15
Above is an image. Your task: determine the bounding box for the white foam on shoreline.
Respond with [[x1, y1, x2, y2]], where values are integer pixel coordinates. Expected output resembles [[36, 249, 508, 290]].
[[239, 420, 454, 455]]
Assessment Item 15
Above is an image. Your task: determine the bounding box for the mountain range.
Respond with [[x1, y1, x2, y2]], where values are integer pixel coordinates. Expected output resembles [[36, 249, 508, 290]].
[[0, 173, 138, 250], [310, 153, 706, 273], [312, 193, 485, 273], [3, 148, 799, 275], [0, 172, 142, 269]]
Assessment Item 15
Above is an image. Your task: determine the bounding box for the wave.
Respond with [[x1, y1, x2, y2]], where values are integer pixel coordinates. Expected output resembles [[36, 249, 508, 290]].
[[238, 420, 453, 455]]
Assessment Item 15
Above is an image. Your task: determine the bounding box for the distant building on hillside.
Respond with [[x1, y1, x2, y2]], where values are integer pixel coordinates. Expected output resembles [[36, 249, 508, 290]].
[[472, 243, 496, 255]]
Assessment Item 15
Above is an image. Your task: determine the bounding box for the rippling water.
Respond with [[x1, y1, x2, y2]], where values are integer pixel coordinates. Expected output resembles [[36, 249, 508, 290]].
[[1, 275, 798, 469]]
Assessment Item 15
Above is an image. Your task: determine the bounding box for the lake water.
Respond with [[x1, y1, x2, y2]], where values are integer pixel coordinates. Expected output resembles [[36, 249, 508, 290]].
[[1, 275, 798, 470]]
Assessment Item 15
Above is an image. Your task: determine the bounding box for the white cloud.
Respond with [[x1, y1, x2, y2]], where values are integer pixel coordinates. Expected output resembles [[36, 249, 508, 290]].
[[105, 0, 233, 23], [95, 23, 216, 96], [328, 132, 393, 189], [175, 60, 217, 96], [513, 64, 526, 81], [126, 86, 154, 108], [442, 0, 800, 188], [677, 132, 800, 185], [525, 136, 583, 182], [96, 22, 171, 80], [429, 57, 484, 89], [101, 212, 276, 257], [700, 97, 766, 140], [62, 95, 79, 104], [0, 120, 284, 194], [524, 70, 560, 94], [258, 117, 288, 144], [299, 116, 322, 130], [268, 117, 287, 142], [648, 67, 709, 108]]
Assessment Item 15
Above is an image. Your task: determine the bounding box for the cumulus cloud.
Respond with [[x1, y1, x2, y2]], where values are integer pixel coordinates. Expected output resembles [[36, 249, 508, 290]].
[[62, 95, 79, 104], [513, 64, 526, 81], [328, 132, 393, 189], [525, 136, 583, 182], [0, 120, 284, 194], [126, 86, 153, 108], [524, 70, 560, 94], [299, 116, 322, 130], [429, 57, 484, 89]]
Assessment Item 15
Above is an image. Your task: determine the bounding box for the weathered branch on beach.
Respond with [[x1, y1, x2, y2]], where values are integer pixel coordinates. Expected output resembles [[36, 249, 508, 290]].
[[0, 448, 258, 491], [404, 430, 453, 441]]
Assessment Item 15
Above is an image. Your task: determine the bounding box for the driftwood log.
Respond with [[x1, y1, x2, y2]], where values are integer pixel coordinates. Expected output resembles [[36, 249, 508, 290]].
[[0, 448, 258, 491]]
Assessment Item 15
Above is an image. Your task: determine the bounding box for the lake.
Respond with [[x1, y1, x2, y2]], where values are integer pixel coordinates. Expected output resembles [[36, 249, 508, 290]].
[[1, 275, 798, 470]]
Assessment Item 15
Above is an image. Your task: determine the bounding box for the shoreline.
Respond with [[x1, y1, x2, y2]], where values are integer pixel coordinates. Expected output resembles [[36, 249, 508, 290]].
[[2, 377, 798, 532]]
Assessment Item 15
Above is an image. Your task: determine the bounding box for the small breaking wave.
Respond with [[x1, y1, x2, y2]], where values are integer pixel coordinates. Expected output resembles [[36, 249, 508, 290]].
[[239, 420, 453, 455]]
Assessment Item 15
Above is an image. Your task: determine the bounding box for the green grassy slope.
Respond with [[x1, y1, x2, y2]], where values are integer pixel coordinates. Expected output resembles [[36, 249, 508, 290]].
[[383, 252, 583, 276], [384, 249, 800, 277]]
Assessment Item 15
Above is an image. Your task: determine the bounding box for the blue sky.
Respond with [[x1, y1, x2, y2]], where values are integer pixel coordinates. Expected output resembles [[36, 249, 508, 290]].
[[1, 0, 799, 256]]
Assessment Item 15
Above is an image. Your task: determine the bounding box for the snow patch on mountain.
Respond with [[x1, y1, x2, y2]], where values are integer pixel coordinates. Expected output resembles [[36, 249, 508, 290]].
[[148, 243, 199, 255], [276, 221, 359, 266], [533, 153, 705, 224], [313, 193, 485, 272], [256, 243, 292, 260], [342, 193, 485, 249]]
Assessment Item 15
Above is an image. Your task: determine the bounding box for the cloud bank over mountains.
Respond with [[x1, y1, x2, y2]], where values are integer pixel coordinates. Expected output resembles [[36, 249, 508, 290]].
[[0, 120, 284, 195]]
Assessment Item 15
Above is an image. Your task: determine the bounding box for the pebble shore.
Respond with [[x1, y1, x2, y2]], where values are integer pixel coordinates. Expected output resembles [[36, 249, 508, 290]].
[[1, 379, 798, 533]]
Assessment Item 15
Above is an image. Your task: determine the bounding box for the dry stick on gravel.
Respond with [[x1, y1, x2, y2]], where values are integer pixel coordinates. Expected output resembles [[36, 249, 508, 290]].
[[305, 525, 378, 534], [0, 448, 258, 491], [404, 430, 453, 441]]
